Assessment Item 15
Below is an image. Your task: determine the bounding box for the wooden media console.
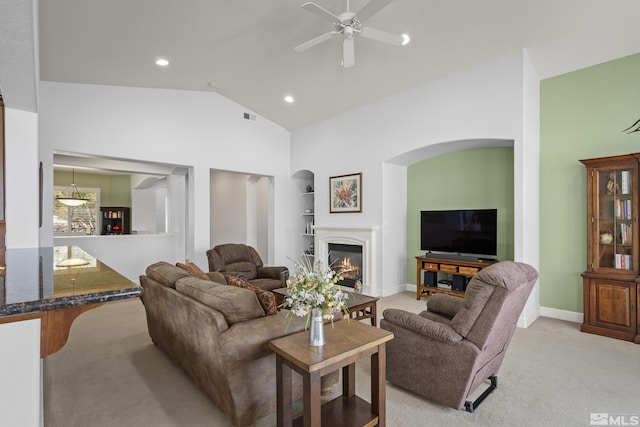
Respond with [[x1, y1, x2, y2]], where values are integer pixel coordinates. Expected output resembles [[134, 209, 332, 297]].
[[416, 256, 494, 300]]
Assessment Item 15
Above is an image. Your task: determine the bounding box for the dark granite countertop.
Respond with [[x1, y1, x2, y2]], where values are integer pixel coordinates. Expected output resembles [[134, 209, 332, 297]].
[[0, 246, 141, 316]]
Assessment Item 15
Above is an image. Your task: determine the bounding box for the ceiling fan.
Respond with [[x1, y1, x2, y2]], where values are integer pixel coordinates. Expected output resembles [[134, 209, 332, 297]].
[[294, 0, 408, 68]]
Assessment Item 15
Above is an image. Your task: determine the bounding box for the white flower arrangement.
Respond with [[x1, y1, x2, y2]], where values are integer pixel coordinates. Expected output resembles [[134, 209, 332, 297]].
[[280, 256, 350, 328]]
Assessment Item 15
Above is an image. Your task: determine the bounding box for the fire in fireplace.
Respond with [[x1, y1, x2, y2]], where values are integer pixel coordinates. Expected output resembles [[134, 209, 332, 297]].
[[328, 243, 363, 288]]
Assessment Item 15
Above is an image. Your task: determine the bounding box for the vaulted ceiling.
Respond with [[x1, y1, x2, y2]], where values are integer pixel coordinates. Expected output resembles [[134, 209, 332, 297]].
[[2, 0, 640, 130]]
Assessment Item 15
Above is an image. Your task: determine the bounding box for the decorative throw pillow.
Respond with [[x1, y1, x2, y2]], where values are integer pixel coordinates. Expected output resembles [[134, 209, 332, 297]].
[[227, 276, 277, 316], [207, 271, 227, 285], [146, 261, 191, 289], [176, 262, 211, 281]]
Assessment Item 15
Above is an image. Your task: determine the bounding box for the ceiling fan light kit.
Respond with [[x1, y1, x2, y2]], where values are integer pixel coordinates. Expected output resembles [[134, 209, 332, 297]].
[[295, 0, 407, 68]]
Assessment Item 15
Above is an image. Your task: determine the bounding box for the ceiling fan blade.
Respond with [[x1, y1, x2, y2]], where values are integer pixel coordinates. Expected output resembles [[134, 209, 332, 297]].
[[343, 37, 355, 68], [360, 27, 404, 45], [301, 2, 340, 23], [294, 31, 340, 52], [354, 0, 393, 23]]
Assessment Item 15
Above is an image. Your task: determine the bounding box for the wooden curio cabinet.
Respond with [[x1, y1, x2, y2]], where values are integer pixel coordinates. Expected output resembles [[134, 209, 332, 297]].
[[580, 153, 640, 344]]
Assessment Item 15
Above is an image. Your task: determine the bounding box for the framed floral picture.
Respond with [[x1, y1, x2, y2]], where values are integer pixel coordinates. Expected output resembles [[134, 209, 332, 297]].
[[329, 173, 362, 213]]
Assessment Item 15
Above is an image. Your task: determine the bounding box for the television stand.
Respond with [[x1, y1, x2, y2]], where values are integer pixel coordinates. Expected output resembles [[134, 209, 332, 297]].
[[424, 252, 482, 262], [416, 256, 495, 300]]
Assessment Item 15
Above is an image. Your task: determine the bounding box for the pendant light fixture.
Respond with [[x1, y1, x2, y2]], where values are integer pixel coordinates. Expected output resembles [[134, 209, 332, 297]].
[[57, 168, 88, 206]]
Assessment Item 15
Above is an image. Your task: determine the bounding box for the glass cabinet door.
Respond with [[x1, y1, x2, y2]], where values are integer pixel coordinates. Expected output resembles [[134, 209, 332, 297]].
[[595, 168, 634, 271]]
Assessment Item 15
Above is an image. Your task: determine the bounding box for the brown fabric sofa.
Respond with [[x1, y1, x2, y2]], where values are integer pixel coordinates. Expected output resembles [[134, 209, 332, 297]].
[[206, 243, 288, 291], [139, 261, 337, 427], [380, 261, 538, 412]]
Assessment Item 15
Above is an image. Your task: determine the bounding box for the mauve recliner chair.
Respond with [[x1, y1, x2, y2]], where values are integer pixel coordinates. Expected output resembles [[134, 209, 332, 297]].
[[380, 261, 538, 412]]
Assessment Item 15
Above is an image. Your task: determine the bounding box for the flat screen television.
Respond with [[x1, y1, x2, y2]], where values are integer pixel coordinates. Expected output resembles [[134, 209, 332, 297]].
[[420, 209, 498, 260]]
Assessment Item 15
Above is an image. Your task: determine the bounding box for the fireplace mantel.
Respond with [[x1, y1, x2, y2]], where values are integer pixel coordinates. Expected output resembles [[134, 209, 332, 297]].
[[314, 226, 379, 295]]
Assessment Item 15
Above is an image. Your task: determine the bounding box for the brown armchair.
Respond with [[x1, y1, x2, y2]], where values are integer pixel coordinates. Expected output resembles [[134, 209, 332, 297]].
[[206, 243, 289, 291], [380, 261, 538, 412]]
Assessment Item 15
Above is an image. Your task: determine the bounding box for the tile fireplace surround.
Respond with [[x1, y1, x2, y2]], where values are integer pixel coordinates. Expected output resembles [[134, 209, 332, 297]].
[[314, 226, 379, 295]]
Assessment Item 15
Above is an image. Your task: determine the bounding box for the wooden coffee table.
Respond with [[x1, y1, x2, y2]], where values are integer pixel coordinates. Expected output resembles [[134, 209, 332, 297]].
[[268, 320, 394, 427], [273, 288, 380, 326]]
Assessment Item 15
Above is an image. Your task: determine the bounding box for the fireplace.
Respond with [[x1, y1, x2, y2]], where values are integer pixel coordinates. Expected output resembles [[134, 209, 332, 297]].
[[328, 243, 363, 288], [314, 226, 378, 295]]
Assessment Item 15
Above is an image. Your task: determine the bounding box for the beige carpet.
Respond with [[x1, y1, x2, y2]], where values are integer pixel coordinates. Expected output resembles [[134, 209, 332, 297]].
[[44, 292, 640, 427]]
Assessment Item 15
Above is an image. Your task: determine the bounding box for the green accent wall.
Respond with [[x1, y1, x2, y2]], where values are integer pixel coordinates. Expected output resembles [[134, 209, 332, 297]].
[[54, 170, 131, 207], [406, 147, 515, 284], [540, 53, 640, 312]]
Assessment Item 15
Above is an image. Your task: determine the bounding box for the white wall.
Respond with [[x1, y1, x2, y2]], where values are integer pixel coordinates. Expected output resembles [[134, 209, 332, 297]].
[[248, 175, 270, 259], [2, 85, 42, 427], [0, 319, 41, 427], [54, 234, 182, 282], [0, 107, 42, 427], [382, 162, 408, 296], [130, 173, 168, 234], [291, 50, 540, 319], [39, 82, 291, 275], [210, 171, 272, 263], [519, 51, 542, 326], [5, 108, 39, 248], [131, 187, 159, 234], [211, 170, 249, 246]]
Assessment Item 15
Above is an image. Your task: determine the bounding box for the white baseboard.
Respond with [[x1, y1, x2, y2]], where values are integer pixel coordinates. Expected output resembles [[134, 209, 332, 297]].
[[380, 283, 413, 297], [539, 306, 583, 324], [517, 309, 540, 328]]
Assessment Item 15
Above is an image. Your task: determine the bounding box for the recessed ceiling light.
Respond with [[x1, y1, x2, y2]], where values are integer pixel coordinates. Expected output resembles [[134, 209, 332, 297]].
[[155, 58, 169, 66], [401, 34, 410, 45], [284, 95, 294, 104]]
